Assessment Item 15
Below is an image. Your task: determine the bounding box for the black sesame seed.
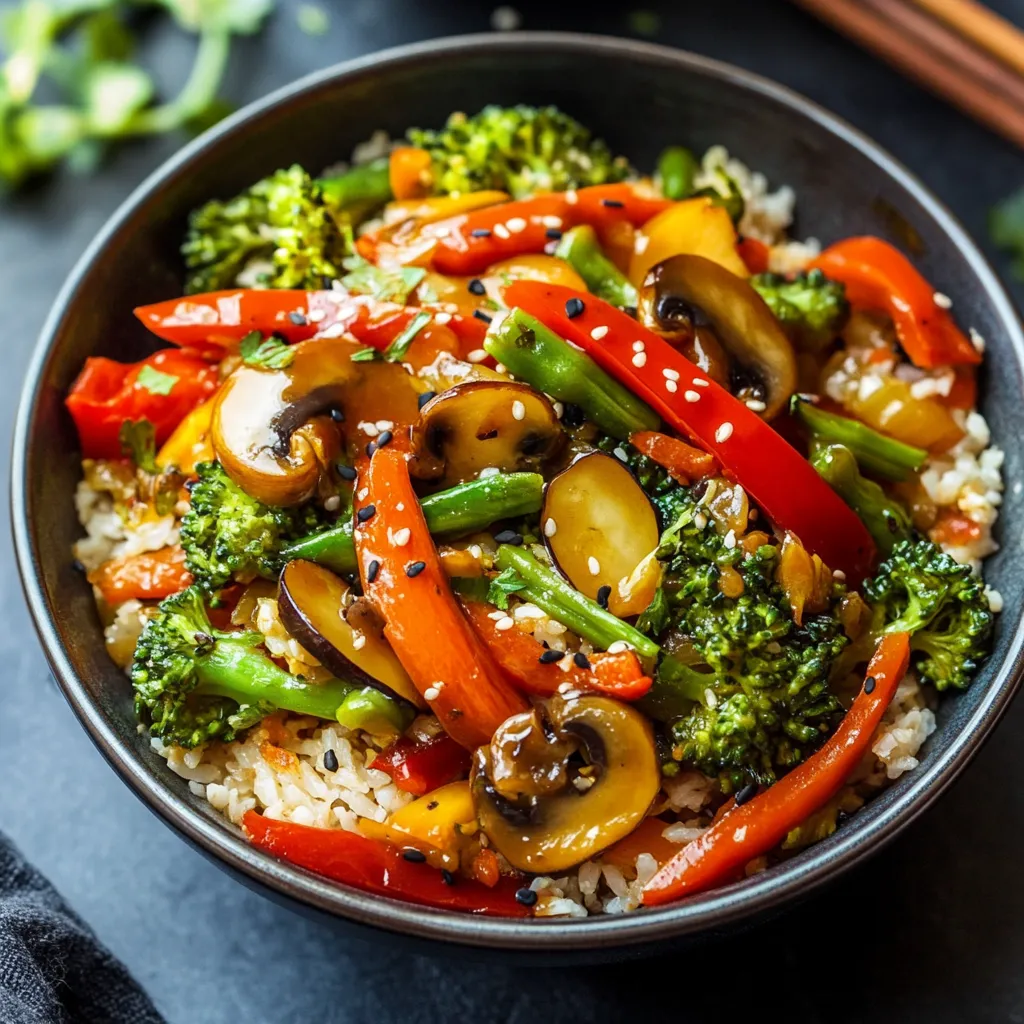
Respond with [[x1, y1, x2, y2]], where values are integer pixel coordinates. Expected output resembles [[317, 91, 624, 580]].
[[366, 559, 380, 583], [441, 869, 456, 886], [561, 403, 585, 428], [493, 529, 523, 545], [539, 649, 563, 664], [468, 278, 486, 296], [735, 782, 758, 806], [470, 228, 492, 238], [337, 463, 357, 481], [376, 429, 393, 448], [601, 198, 625, 208], [402, 848, 427, 863], [357, 504, 376, 523], [329, 407, 345, 423], [545, 228, 563, 240], [565, 297, 585, 319], [418, 390, 437, 409], [71, 558, 86, 574], [288, 311, 308, 326], [323, 748, 339, 772], [596, 585, 611, 609], [473, 309, 493, 324], [864, 676, 876, 695], [405, 560, 426, 578], [427, 800, 439, 810], [515, 887, 538, 907], [573, 652, 591, 670], [366, 441, 377, 458]]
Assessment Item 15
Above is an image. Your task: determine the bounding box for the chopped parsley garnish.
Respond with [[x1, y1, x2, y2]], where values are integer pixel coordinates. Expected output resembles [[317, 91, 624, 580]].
[[118, 418, 159, 473], [385, 312, 432, 362], [486, 566, 528, 610], [135, 364, 180, 396], [239, 331, 295, 369]]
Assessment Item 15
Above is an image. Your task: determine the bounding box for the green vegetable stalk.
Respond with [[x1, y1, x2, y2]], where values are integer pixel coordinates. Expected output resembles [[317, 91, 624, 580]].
[[554, 225, 638, 310], [282, 472, 545, 573], [493, 545, 659, 660], [656, 146, 698, 200], [319, 158, 393, 220], [485, 308, 660, 440], [792, 395, 927, 481]]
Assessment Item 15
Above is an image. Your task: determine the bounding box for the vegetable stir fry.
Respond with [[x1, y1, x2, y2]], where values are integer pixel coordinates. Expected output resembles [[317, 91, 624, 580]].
[[67, 107, 999, 917]]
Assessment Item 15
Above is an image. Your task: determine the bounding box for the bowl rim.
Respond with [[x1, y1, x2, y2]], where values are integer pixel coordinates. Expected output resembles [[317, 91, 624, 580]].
[[12, 30, 1024, 950]]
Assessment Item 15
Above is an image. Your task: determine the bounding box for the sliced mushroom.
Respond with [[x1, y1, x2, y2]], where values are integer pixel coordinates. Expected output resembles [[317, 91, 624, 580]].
[[641, 254, 798, 420], [410, 380, 564, 488], [211, 338, 419, 506], [542, 453, 660, 613], [471, 693, 659, 873], [278, 559, 425, 709]]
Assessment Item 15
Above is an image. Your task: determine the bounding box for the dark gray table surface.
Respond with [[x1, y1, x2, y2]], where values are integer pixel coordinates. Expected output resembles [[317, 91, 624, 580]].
[[3, 2, 1024, 1021]]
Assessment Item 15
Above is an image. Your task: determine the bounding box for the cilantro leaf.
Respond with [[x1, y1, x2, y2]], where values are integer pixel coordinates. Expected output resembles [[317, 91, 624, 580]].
[[486, 566, 528, 610], [385, 311, 431, 362], [136, 363, 180, 395], [340, 249, 426, 303], [119, 418, 159, 473], [239, 330, 295, 369]]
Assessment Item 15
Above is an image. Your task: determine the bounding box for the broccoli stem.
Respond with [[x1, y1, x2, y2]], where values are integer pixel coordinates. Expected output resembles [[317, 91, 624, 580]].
[[319, 158, 392, 216], [485, 308, 660, 440], [656, 146, 699, 200], [494, 545, 659, 660], [282, 472, 545, 573], [199, 638, 358, 720], [810, 444, 913, 556], [554, 225, 639, 310], [792, 395, 927, 481]]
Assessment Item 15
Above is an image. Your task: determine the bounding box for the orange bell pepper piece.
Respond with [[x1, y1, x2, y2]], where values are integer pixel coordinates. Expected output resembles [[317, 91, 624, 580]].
[[88, 544, 193, 604]]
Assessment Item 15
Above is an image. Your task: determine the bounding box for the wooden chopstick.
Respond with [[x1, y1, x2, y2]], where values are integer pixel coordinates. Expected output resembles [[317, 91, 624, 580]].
[[909, 0, 1024, 78], [793, 0, 1024, 149]]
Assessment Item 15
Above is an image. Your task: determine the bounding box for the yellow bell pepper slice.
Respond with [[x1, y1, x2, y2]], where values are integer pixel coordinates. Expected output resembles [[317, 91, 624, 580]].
[[157, 398, 215, 473]]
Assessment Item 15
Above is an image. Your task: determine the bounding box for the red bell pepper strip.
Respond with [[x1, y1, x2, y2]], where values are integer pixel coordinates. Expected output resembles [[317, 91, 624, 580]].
[[242, 811, 530, 917], [66, 349, 220, 459], [371, 734, 472, 796], [810, 237, 981, 369], [642, 632, 911, 905], [461, 600, 653, 701], [569, 184, 673, 229], [354, 446, 529, 749], [505, 282, 877, 584], [630, 430, 718, 484], [736, 236, 771, 274], [88, 545, 193, 604]]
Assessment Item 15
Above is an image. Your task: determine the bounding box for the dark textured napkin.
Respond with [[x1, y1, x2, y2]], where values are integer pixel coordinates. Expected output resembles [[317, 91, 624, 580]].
[[0, 831, 163, 1024]]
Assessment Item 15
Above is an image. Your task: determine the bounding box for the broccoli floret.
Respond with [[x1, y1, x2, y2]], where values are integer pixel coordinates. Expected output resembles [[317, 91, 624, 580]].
[[407, 105, 631, 199], [865, 538, 993, 691], [182, 165, 347, 294], [132, 586, 365, 748], [180, 462, 326, 591], [652, 487, 848, 788], [751, 269, 850, 349]]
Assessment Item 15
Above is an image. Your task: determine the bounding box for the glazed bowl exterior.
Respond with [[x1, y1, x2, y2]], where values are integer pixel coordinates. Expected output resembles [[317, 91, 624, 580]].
[[12, 32, 1024, 955]]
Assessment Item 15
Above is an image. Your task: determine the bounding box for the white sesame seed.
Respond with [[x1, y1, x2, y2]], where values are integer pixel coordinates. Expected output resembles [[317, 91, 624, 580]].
[[352, 633, 367, 651], [376, 420, 394, 431], [434, 311, 452, 325], [506, 217, 528, 234], [694, 512, 708, 530], [634, 234, 649, 255], [469, 544, 483, 558], [512, 400, 526, 421], [544, 517, 558, 537], [396, 502, 404, 511], [479, 466, 500, 478], [632, 340, 645, 353], [933, 291, 952, 309], [541, 214, 563, 228], [833, 569, 846, 582], [495, 363, 507, 374], [969, 327, 986, 353], [488, 609, 506, 620], [495, 616, 515, 631], [553, 401, 564, 419], [493, 223, 511, 240], [632, 351, 647, 367], [613, 447, 628, 462], [704, 687, 718, 709], [684, 389, 701, 403], [745, 399, 767, 412], [324, 495, 341, 512], [665, 379, 678, 393], [565, 190, 578, 204], [467, 348, 488, 363], [662, 368, 680, 381], [590, 325, 609, 340], [359, 421, 379, 437], [423, 686, 440, 701], [358, 487, 369, 501], [692, 378, 709, 387], [392, 527, 411, 547], [588, 556, 601, 575], [606, 640, 633, 654], [891, 296, 911, 314], [723, 529, 737, 550], [715, 422, 734, 442]]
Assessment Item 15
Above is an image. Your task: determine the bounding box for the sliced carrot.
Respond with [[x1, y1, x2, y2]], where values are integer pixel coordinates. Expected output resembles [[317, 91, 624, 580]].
[[630, 430, 718, 484], [88, 544, 192, 605], [389, 146, 433, 201], [601, 816, 681, 872]]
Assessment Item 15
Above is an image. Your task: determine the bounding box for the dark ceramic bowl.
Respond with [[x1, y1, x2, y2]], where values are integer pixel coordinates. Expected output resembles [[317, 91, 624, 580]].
[[12, 32, 1024, 955]]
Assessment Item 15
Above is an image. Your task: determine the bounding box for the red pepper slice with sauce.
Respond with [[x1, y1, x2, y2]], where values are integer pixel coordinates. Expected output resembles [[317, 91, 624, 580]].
[[243, 811, 530, 917], [504, 282, 877, 584], [65, 348, 220, 459], [810, 237, 982, 369], [641, 632, 911, 904], [371, 734, 472, 796]]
